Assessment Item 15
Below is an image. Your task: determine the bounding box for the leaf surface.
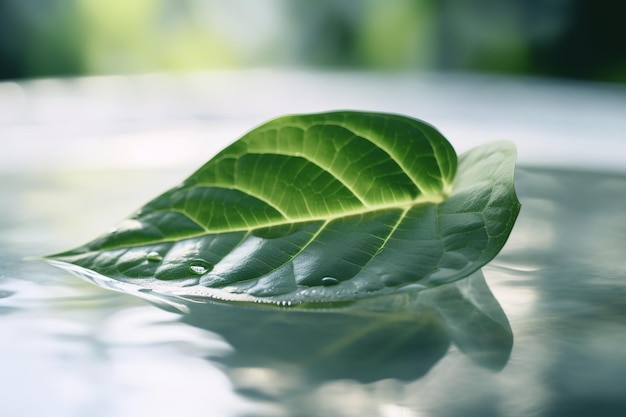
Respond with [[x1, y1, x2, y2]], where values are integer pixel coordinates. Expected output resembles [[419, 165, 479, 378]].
[[48, 111, 520, 305]]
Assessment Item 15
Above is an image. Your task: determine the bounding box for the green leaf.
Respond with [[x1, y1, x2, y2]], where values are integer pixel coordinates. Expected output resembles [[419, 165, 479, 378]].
[[47, 111, 520, 306]]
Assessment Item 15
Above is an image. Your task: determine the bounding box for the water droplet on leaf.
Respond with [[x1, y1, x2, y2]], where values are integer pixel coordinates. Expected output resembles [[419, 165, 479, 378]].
[[399, 283, 427, 292], [189, 259, 212, 275], [189, 265, 207, 275], [321, 277, 340, 286], [146, 251, 162, 262]]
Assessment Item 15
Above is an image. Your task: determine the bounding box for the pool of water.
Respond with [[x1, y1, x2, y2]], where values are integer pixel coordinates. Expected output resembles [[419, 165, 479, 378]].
[[2, 72, 626, 417]]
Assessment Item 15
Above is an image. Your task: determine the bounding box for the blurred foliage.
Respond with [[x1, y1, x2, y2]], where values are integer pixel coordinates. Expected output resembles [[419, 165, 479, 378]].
[[1, 0, 625, 82]]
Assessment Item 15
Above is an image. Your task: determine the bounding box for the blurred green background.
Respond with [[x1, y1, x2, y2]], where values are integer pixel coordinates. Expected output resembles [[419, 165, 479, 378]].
[[1, 0, 625, 83]]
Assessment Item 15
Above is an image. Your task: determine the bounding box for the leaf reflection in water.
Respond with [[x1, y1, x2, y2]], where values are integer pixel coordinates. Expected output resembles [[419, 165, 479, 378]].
[[51, 260, 512, 388], [178, 271, 512, 385]]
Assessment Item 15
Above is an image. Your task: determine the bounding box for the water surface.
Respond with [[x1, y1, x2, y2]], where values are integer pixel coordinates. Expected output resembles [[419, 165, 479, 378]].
[[1, 165, 626, 417]]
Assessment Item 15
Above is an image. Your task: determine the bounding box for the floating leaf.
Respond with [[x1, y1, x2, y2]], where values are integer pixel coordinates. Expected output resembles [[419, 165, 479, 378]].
[[47, 111, 520, 306]]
